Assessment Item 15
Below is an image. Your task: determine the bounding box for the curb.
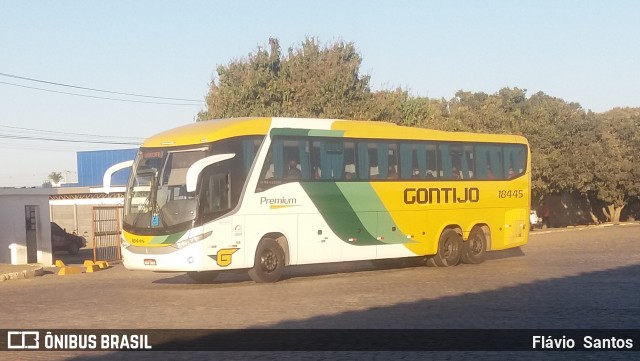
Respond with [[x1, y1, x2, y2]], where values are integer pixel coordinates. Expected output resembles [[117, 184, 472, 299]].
[[0, 265, 45, 282], [530, 221, 640, 236], [54, 260, 112, 275]]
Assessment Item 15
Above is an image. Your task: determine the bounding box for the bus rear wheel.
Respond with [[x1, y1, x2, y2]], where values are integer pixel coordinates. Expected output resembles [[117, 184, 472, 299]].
[[461, 227, 486, 264], [427, 229, 462, 267], [187, 271, 219, 283], [248, 238, 285, 283]]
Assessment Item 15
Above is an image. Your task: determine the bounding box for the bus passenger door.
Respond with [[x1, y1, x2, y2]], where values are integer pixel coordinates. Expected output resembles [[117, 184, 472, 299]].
[[298, 214, 341, 264]]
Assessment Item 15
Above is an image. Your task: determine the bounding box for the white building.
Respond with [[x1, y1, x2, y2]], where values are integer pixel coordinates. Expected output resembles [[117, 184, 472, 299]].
[[0, 188, 55, 265]]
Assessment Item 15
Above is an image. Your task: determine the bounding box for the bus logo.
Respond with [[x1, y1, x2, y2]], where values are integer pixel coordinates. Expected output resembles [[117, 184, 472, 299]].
[[404, 187, 480, 204], [216, 248, 239, 267]]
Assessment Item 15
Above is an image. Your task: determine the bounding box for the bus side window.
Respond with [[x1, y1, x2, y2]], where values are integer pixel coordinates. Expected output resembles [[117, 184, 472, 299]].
[[344, 142, 356, 180], [282, 139, 309, 180], [399, 142, 427, 180], [443, 144, 473, 180], [355, 142, 371, 180], [259, 137, 310, 181], [488, 145, 504, 179], [387, 143, 398, 180], [368, 144, 379, 180], [425, 144, 438, 178], [200, 168, 231, 218], [475, 144, 504, 179], [504, 144, 526, 178], [438, 143, 454, 179], [313, 140, 344, 180], [464, 145, 475, 179]]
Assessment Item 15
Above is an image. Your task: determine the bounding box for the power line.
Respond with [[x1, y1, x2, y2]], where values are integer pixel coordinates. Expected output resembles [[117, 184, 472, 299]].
[[0, 133, 140, 145], [0, 80, 204, 106], [0, 72, 205, 103], [0, 124, 145, 140]]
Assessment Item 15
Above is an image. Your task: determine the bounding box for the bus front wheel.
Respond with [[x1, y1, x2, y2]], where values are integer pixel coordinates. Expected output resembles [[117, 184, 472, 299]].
[[461, 227, 486, 264], [427, 229, 462, 267], [248, 238, 285, 283]]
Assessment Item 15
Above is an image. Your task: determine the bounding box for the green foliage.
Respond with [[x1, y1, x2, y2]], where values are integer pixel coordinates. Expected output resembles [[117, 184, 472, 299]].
[[199, 37, 640, 222], [590, 108, 640, 221], [198, 37, 372, 120], [48, 171, 63, 184]]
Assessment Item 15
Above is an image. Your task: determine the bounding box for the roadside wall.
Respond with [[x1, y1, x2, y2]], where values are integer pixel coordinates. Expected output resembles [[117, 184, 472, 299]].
[[0, 189, 54, 265]]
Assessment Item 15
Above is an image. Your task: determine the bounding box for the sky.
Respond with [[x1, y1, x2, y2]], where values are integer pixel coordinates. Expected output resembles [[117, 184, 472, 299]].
[[0, 0, 638, 187]]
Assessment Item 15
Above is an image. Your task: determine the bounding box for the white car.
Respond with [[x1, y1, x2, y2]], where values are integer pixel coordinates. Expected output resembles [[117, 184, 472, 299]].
[[530, 210, 542, 229]]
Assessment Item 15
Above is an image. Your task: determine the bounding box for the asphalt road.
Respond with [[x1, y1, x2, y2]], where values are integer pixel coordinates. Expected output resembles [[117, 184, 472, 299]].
[[2, 223, 639, 360]]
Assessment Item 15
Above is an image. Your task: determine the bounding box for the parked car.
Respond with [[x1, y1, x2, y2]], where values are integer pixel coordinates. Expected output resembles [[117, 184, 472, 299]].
[[530, 210, 543, 229], [51, 222, 86, 255]]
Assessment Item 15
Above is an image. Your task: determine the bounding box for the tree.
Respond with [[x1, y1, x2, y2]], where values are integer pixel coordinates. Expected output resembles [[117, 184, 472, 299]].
[[518, 92, 594, 204], [591, 108, 640, 223], [198, 37, 372, 121], [48, 172, 64, 186], [197, 37, 639, 224]]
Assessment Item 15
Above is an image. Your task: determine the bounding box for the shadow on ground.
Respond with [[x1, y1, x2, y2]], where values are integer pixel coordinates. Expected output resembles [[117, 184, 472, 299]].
[[57, 261, 640, 360], [152, 247, 527, 286]]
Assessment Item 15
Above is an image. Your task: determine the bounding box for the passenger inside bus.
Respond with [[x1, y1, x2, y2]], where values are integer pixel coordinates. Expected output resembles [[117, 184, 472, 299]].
[[487, 165, 495, 179], [370, 166, 379, 180], [344, 163, 356, 180], [452, 166, 462, 179], [387, 165, 399, 179], [285, 159, 302, 180]]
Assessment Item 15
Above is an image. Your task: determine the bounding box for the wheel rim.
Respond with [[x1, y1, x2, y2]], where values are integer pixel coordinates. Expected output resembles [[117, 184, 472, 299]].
[[259, 249, 278, 273], [443, 237, 459, 261], [468, 234, 484, 255]]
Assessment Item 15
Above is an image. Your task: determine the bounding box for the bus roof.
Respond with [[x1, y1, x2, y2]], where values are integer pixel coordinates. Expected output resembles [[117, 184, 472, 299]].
[[142, 117, 528, 147]]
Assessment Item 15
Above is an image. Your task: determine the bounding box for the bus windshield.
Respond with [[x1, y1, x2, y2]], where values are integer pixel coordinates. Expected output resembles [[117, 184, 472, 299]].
[[124, 148, 207, 231]]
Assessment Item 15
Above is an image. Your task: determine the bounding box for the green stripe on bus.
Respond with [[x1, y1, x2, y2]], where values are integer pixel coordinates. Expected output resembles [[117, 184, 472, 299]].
[[149, 235, 168, 244], [146, 231, 187, 245], [270, 128, 345, 137], [161, 231, 187, 244], [270, 128, 311, 137], [300, 182, 381, 245], [336, 183, 411, 244], [307, 129, 345, 137]]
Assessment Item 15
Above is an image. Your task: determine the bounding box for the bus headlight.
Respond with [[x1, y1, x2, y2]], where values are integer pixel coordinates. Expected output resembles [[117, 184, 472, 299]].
[[121, 237, 131, 249], [171, 231, 212, 250]]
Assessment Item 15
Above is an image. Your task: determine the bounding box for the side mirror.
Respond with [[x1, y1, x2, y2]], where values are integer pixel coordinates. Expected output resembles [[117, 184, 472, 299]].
[[103, 160, 134, 193], [186, 153, 235, 192]]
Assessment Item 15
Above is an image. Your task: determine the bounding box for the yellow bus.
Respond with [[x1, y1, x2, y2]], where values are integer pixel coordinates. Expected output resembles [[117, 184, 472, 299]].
[[116, 117, 530, 283]]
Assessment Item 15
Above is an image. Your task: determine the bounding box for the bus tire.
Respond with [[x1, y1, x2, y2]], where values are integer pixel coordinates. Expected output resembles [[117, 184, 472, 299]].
[[187, 271, 219, 283], [248, 238, 285, 283], [425, 256, 439, 267], [461, 227, 487, 264], [431, 229, 462, 267]]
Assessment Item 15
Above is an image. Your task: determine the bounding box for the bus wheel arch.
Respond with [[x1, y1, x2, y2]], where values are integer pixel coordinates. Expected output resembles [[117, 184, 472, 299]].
[[427, 226, 463, 267], [248, 236, 286, 283], [461, 224, 489, 264]]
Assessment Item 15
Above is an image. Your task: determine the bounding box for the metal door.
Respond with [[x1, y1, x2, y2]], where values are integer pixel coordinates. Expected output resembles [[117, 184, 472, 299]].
[[92, 206, 123, 262], [24, 205, 38, 263]]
